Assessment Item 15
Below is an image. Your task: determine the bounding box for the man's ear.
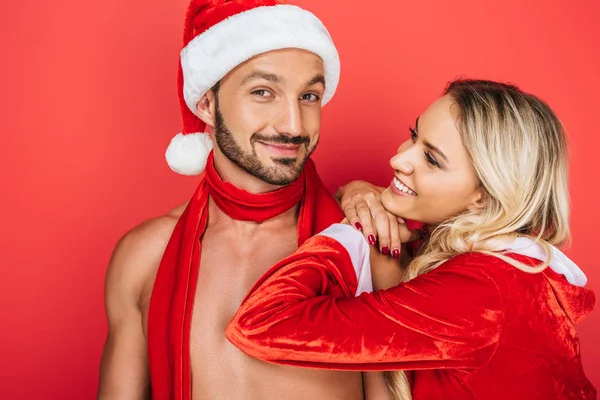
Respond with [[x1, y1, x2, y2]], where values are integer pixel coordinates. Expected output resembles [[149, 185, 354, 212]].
[[196, 89, 217, 128]]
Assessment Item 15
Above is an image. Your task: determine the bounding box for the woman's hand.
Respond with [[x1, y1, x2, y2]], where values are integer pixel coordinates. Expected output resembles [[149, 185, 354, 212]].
[[337, 181, 420, 258]]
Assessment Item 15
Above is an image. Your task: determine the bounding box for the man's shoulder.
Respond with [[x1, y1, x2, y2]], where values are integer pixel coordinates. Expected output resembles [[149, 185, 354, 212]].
[[119, 201, 187, 255], [105, 201, 189, 296]]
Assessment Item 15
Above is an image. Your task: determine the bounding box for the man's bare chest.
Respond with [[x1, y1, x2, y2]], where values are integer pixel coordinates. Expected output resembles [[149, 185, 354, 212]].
[[139, 223, 297, 335], [138, 222, 364, 400], [191, 227, 298, 333]]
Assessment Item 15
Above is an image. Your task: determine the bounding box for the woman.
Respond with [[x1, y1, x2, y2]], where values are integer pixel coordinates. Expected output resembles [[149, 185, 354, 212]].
[[225, 79, 596, 399]]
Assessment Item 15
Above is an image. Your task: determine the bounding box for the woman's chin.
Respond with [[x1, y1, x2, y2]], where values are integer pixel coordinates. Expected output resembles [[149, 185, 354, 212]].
[[381, 189, 416, 220]]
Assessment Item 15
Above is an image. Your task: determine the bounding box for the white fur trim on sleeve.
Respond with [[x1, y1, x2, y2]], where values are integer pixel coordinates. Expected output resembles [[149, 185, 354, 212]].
[[181, 5, 340, 114], [165, 132, 213, 176], [318, 224, 373, 295]]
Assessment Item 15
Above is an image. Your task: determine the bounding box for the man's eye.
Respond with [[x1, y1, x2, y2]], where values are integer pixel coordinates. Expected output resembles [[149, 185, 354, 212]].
[[252, 89, 272, 97], [302, 93, 320, 101]]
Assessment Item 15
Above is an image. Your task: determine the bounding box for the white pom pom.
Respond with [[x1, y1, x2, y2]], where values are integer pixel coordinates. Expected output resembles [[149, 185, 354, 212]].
[[165, 133, 213, 176]]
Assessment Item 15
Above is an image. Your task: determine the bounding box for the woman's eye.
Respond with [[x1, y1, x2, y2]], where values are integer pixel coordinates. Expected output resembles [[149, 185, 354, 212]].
[[425, 152, 440, 168], [410, 127, 418, 142]]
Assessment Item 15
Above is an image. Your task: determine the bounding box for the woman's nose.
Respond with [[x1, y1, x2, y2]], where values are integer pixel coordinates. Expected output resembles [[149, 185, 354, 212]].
[[390, 151, 414, 175]]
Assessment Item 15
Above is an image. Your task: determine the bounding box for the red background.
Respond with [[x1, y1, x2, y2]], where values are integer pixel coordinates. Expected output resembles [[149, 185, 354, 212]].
[[1, 0, 598, 398]]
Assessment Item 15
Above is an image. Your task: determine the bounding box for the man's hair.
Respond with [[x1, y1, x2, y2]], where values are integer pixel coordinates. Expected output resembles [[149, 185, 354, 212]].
[[211, 81, 221, 96]]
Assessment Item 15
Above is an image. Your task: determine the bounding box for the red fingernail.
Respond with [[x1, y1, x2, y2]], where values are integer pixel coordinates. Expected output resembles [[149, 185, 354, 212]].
[[392, 249, 400, 259], [355, 222, 363, 231], [368, 235, 376, 245], [381, 246, 390, 255]]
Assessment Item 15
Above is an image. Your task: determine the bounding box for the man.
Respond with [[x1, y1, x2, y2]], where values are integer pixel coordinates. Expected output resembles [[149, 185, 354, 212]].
[[97, 1, 372, 399]]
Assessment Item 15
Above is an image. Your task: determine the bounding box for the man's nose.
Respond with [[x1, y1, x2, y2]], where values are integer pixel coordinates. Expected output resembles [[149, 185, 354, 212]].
[[275, 99, 303, 137]]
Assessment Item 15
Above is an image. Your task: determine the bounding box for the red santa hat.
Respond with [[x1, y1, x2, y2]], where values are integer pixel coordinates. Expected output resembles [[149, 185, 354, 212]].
[[165, 0, 341, 176]]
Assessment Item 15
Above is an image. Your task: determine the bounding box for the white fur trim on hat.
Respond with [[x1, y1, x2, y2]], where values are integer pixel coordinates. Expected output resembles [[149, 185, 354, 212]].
[[165, 133, 213, 175], [180, 4, 340, 116]]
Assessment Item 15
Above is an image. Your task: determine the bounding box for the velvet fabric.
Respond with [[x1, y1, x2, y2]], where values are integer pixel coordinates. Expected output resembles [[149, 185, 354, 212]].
[[227, 235, 597, 399], [147, 152, 343, 400]]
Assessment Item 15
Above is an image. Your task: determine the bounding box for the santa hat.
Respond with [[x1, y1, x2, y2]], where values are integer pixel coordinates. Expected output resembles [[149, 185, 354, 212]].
[[165, 0, 341, 176]]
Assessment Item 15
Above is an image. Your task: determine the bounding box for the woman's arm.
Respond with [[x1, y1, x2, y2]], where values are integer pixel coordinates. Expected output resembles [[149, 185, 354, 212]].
[[369, 244, 405, 290], [226, 225, 503, 371], [363, 372, 393, 400]]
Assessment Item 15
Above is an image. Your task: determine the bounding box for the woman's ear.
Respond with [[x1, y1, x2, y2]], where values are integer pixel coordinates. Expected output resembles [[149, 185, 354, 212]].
[[468, 188, 487, 212]]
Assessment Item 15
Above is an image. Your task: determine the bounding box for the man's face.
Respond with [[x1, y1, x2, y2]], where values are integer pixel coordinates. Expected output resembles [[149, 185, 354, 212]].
[[205, 49, 325, 186]]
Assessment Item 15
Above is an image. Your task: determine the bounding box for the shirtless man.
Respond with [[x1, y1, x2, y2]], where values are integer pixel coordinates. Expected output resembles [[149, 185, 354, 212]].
[[97, 1, 368, 399]]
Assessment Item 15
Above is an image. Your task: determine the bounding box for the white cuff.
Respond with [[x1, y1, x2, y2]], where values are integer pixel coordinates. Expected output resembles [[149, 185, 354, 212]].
[[318, 224, 373, 295]]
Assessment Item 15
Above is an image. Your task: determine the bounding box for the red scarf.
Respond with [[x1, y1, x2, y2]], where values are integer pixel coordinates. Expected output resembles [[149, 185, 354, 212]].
[[147, 152, 343, 400]]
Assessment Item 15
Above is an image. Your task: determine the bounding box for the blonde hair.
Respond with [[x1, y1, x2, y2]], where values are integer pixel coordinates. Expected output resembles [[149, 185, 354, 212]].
[[385, 79, 571, 399]]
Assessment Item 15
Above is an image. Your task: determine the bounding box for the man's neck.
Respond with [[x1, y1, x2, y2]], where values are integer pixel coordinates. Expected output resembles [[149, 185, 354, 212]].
[[207, 197, 299, 230], [212, 148, 286, 194], [208, 148, 301, 227]]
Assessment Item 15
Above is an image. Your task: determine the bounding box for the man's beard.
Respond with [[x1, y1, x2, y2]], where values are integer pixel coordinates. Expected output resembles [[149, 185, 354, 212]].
[[214, 103, 317, 186]]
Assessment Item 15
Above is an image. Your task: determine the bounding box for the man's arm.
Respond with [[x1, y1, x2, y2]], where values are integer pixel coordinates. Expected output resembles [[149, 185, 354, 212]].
[[97, 216, 177, 399]]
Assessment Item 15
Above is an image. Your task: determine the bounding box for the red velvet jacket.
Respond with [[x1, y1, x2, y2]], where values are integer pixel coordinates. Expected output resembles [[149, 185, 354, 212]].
[[227, 225, 596, 399]]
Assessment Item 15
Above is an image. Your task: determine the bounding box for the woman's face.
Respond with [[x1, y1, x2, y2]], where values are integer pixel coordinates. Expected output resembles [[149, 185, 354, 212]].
[[381, 95, 483, 224]]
